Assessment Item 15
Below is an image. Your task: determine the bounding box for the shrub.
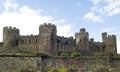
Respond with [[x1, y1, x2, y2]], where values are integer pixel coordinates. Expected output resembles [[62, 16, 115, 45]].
[[60, 52, 69, 57], [58, 66, 67, 72], [71, 52, 81, 57]]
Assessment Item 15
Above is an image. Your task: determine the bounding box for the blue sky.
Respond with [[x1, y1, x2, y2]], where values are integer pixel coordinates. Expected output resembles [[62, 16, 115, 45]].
[[0, 0, 120, 53]]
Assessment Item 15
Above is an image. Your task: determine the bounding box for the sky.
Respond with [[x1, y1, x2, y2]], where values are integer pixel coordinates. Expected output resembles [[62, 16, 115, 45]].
[[0, 0, 120, 53]]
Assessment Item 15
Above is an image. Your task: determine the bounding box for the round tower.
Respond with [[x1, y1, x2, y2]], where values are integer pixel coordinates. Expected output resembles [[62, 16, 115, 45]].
[[3, 26, 20, 47], [38, 23, 57, 56]]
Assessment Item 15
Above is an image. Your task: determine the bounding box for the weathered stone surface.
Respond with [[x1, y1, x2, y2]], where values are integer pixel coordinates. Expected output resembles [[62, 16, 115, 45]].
[[0, 57, 37, 72], [0, 23, 119, 71], [0, 23, 117, 56]]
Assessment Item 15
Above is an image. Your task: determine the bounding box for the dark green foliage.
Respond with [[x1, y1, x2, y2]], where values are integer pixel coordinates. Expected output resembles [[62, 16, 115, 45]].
[[71, 52, 81, 57], [60, 52, 69, 57], [94, 53, 105, 58]]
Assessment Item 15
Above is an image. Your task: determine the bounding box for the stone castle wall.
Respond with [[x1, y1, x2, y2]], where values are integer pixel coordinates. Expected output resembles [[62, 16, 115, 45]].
[[18, 35, 39, 53], [0, 57, 37, 72], [89, 41, 105, 53], [0, 23, 119, 72], [57, 36, 76, 55], [0, 56, 120, 72], [0, 23, 117, 56]]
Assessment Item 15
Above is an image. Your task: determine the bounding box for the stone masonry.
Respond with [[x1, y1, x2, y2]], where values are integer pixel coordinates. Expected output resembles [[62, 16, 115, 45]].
[[0, 23, 117, 56]]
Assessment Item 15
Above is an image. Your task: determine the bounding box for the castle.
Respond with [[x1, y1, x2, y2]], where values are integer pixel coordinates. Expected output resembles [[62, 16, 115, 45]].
[[0, 23, 117, 56], [0, 23, 120, 72]]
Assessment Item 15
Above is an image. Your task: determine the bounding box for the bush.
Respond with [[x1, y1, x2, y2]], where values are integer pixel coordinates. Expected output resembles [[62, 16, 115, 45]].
[[94, 53, 105, 58], [60, 52, 69, 57], [58, 66, 67, 72], [71, 52, 81, 57]]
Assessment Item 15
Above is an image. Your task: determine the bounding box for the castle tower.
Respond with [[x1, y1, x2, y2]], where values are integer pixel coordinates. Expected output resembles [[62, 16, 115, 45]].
[[102, 32, 107, 42], [102, 32, 117, 54], [3, 26, 20, 47], [38, 23, 57, 56], [75, 28, 89, 50]]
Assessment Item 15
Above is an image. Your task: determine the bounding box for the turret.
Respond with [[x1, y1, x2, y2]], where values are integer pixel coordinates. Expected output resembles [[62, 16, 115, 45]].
[[102, 32, 107, 42], [75, 28, 89, 50], [38, 23, 57, 56], [90, 38, 94, 43], [3, 26, 19, 47], [80, 28, 85, 33], [75, 28, 89, 44], [102, 32, 117, 54]]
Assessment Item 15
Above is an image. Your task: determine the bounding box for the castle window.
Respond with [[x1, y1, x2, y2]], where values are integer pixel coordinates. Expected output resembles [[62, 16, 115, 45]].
[[14, 36, 16, 38], [36, 39, 38, 43], [65, 41, 68, 45], [103, 45, 105, 51], [53, 29, 55, 32], [29, 40, 31, 43], [57, 39, 60, 43], [22, 40, 24, 44], [15, 39, 19, 46], [97, 47, 99, 51]]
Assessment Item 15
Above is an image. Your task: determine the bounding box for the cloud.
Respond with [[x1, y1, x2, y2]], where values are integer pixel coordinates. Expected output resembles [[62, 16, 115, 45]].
[[57, 24, 74, 37], [101, 27, 117, 33], [0, 0, 74, 42], [3, 0, 18, 12], [76, 2, 81, 6], [83, 12, 103, 23], [92, 0, 120, 16], [91, 0, 101, 5], [84, 0, 120, 22]]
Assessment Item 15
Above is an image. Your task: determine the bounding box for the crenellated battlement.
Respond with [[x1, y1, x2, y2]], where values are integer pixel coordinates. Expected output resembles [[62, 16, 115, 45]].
[[102, 32, 117, 54], [3, 26, 19, 31], [75, 28, 89, 45], [80, 28, 86, 33], [39, 23, 56, 28], [3, 26, 19, 34], [107, 35, 116, 38], [0, 23, 118, 56]]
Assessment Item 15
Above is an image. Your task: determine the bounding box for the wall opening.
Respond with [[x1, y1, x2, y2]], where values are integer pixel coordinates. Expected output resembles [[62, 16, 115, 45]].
[[29, 40, 31, 43], [22, 40, 24, 44], [15, 39, 19, 46], [57, 39, 60, 43]]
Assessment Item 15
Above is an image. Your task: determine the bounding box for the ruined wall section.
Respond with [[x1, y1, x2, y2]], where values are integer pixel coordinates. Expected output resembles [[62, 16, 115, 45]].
[[102, 32, 117, 54], [75, 28, 89, 51], [57, 36, 76, 55], [89, 39, 105, 53], [3, 27, 19, 47], [38, 23, 57, 56], [18, 35, 39, 53]]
